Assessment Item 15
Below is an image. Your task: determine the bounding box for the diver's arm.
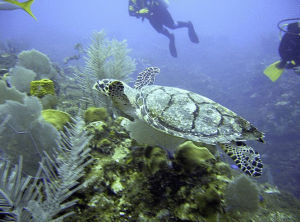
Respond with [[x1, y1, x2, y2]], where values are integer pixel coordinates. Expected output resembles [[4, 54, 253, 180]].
[[128, 0, 138, 17], [278, 34, 299, 68], [128, 0, 150, 18], [128, 0, 140, 17]]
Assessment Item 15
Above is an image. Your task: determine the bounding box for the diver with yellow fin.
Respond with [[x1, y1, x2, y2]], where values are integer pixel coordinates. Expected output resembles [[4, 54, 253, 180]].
[[264, 18, 300, 82], [0, 0, 36, 20], [128, 0, 199, 57]]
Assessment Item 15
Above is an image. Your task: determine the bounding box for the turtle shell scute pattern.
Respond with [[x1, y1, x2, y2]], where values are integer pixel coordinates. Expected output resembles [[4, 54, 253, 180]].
[[136, 85, 262, 145]]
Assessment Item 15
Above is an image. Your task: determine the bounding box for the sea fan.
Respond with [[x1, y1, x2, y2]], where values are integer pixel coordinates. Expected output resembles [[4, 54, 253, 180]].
[[0, 117, 92, 222]]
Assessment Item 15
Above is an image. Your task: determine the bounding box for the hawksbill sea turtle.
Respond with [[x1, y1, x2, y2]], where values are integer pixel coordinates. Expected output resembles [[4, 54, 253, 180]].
[[93, 67, 264, 177]]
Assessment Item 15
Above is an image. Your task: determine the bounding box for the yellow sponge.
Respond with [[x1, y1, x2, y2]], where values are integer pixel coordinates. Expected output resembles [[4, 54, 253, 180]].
[[30, 79, 55, 98], [42, 109, 71, 131]]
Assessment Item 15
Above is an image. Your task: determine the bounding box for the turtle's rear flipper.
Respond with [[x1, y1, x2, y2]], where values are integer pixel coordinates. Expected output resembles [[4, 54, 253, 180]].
[[219, 142, 263, 177]]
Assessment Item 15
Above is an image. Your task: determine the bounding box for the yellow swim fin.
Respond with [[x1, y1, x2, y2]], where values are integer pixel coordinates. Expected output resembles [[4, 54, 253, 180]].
[[4, 0, 37, 20], [263, 61, 284, 82]]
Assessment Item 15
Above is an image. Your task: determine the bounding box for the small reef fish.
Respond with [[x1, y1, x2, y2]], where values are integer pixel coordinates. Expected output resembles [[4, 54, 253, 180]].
[[230, 164, 239, 170], [0, 53, 11, 58], [0, 0, 36, 20], [264, 185, 280, 194], [0, 68, 8, 75]]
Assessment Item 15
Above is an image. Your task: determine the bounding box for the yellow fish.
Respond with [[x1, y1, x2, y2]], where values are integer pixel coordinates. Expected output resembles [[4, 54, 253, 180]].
[[0, 0, 36, 20]]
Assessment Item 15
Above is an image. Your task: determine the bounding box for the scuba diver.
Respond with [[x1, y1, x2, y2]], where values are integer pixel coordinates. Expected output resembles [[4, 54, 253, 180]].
[[264, 18, 300, 82], [128, 0, 199, 58]]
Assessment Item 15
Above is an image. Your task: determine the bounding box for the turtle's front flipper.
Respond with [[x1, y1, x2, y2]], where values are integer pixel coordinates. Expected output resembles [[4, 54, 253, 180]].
[[219, 142, 263, 177], [134, 67, 160, 89]]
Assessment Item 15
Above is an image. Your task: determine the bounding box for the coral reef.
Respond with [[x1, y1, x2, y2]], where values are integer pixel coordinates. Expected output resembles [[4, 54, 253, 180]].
[[65, 109, 228, 221], [64, 107, 300, 222]]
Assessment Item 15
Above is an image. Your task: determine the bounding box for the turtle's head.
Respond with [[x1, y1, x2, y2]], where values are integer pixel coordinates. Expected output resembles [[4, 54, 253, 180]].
[[93, 79, 125, 97], [93, 79, 137, 120]]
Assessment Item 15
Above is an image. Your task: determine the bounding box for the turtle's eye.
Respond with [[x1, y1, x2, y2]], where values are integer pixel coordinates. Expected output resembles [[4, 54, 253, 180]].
[[94, 79, 124, 97], [99, 83, 105, 90], [96, 83, 105, 91], [108, 81, 124, 97]]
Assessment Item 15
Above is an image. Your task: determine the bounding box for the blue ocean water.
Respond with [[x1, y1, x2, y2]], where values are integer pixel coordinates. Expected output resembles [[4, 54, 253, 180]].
[[1, 0, 300, 220]]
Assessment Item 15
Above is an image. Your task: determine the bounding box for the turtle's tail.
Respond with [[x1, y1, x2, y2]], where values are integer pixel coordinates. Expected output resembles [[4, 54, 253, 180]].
[[219, 142, 263, 177]]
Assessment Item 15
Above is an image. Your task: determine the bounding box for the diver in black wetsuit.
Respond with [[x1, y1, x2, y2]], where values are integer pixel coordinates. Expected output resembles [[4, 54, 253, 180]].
[[128, 0, 199, 57], [277, 21, 300, 73]]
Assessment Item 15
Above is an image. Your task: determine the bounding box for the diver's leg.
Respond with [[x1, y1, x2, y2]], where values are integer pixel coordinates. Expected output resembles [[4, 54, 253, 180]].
[[159, 9, 199, 43], [149, 17, 177, 57], [175, 21, 199, 43]]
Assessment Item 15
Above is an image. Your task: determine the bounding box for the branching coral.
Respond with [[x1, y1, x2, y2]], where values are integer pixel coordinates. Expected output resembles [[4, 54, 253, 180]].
[[85, 31, 135, 81], [75, 30, 136, 108]]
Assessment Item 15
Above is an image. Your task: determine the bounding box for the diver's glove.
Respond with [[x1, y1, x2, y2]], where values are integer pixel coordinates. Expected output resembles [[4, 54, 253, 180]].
[[293, 66, 300, 74]]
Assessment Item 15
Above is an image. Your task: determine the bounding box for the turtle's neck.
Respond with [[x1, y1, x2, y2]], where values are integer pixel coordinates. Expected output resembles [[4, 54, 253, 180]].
[[111, 84, 138, 121]]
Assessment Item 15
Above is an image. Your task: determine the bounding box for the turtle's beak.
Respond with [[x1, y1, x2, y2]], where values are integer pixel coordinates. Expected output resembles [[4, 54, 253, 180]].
[[92, 82, 102, 92], [92, 83, 98, 91]]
